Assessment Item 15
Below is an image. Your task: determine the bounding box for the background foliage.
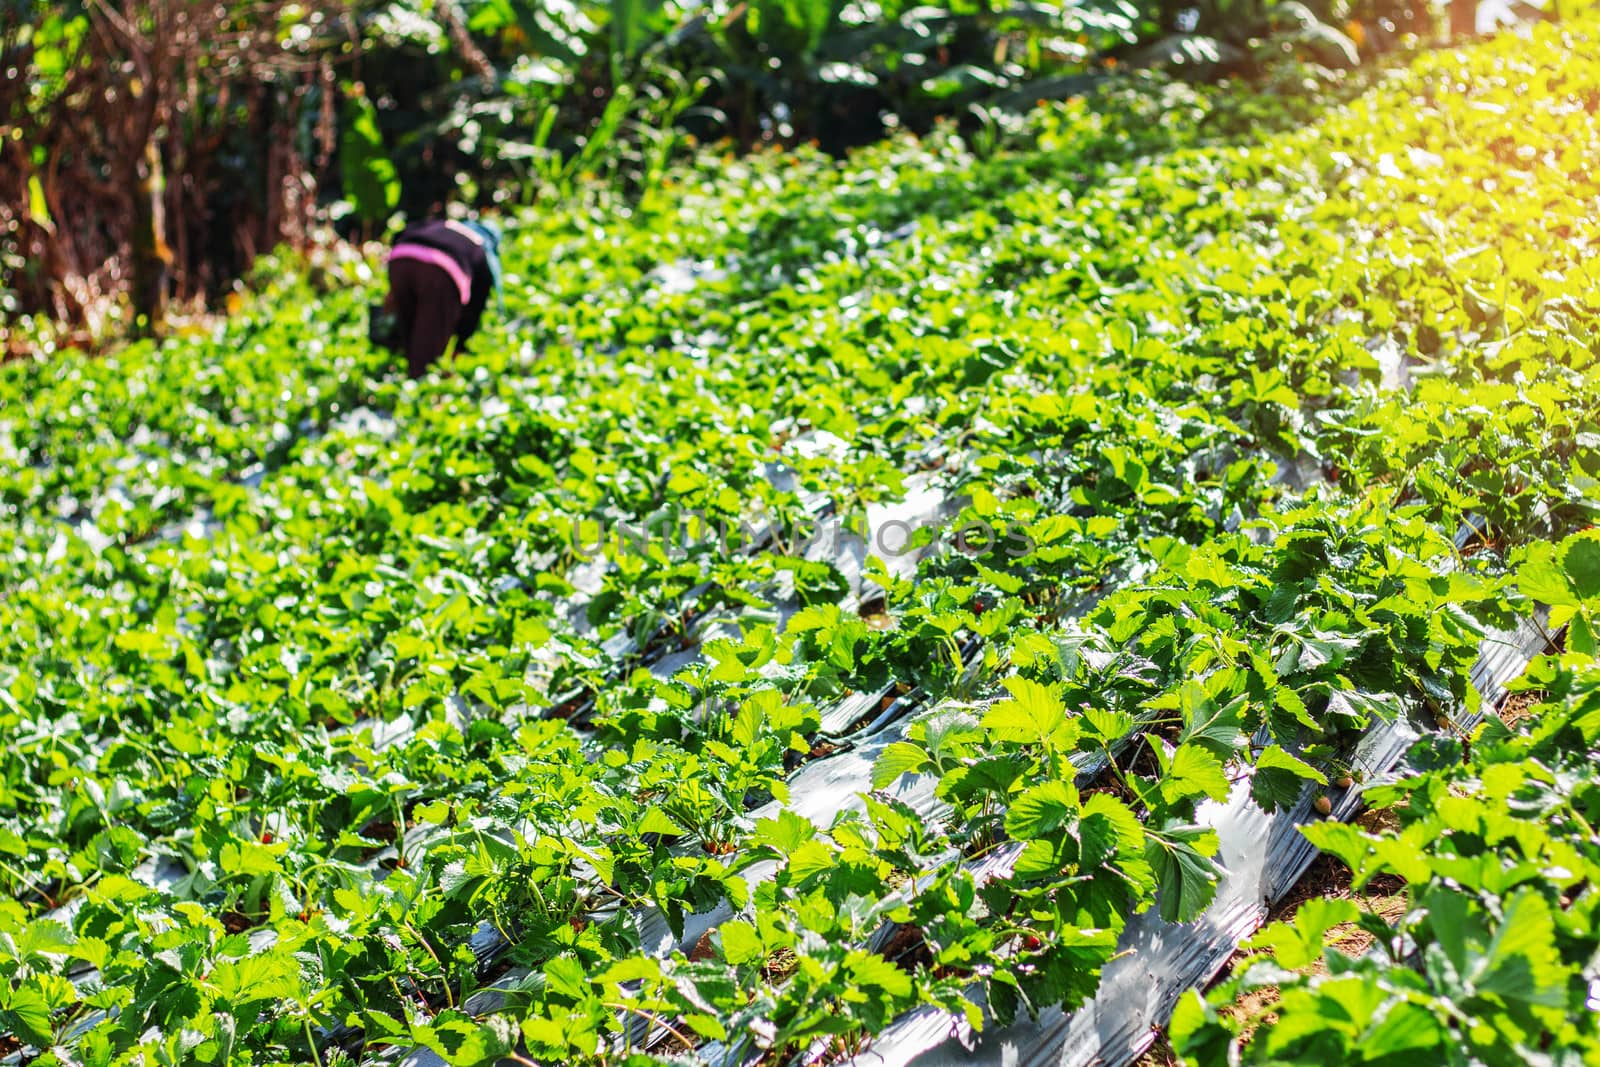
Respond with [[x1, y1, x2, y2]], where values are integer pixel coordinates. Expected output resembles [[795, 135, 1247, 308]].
[[0, 0, 1462, 345]]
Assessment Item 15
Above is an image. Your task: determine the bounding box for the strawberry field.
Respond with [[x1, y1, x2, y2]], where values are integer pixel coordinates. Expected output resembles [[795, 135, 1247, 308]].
[[2, 14, 1599, 1067]]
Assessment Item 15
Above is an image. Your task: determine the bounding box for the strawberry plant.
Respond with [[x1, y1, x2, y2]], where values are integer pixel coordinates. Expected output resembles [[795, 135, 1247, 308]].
[[0, 8, 1597, 1066]]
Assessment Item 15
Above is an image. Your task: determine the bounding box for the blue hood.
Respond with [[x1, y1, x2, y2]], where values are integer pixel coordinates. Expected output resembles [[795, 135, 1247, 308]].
[[462, 220, 505, 317]]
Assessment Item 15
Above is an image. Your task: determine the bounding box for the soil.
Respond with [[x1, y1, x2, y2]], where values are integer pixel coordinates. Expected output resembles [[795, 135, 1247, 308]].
[[878, 923, 934, 974], [688, 927, 717, 962], [1498, 687, 1544, 729], [857, 597, 888, 619], [761, 946, 798, 982], [220, 909, 257, 934], [1135, 1033, 1183, 1066]]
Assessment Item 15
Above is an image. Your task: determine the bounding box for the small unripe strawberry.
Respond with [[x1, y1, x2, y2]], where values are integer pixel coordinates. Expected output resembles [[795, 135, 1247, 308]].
[[1313, 795, 1333, 816]]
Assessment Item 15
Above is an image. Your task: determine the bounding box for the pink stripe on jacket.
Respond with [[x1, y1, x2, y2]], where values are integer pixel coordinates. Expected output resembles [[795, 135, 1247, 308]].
[[389, 243, 472, 305]]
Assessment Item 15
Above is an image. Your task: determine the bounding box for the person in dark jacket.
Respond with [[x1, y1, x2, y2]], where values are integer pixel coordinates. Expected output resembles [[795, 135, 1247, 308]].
[[383, 218, 504, 379]]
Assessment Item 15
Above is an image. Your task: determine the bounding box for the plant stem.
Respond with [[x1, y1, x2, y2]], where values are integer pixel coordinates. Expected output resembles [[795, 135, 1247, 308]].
[[304, 1019, 324, 1067], [604, 1001, 696, 1051], [391, 793, 408, 865], [405, 920, 457, 1009], [0, 859, 57, 908]]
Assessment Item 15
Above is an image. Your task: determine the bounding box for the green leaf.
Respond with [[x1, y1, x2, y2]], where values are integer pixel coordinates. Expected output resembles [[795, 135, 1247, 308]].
[[542, 956, 589, 1000], [14, 919, 73, 960], [1269, 684, 1318, 734], [638, 807, 689, 837], [1571, 613, 1598, 657], [611, 0, 668, 59], [982, 676, 1066, 744], [1428, 887, 1568, 1007], [1516, 541, 1572, 606], [871, 741, 930, 789], [1300, 821, 1432, 887], [112, 630, 167, 656], [1003, 779, 1080, 840], [749, 0, 840, 60], [1147, 826, 1221, 923], [845, 949, 912, 997], [1297, 821, 1374, 874], [1175, 682, 1247, 759], [218, 839, 283, 878], [412, 1014, 519, 1067], [1159, 743, 1233, 807], [717, 920, 764, 966], [1564, 531, 1600, 601], [1012, 837, 1062, 878], [210, 950, 299, 1006], [1246, 897, 1357, 969], [1080, 705, 1135, 743], [1277, 629, 1363, 674], [786, 839, 836, 882], [340, 90, 399, 224], [753, 810, 815, 855], [1474, 890, 1567, 1005], [0, 983, 53, 1047], [1168, 989, 1233, 1065], [27, 175, 52, 232], [1350, 997, 1449, 1059], [1251, 744, 1328, 813], [1079, 793, 1144, 870]]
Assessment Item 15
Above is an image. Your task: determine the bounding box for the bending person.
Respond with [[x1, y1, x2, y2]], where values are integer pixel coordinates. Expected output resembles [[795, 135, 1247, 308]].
[[383, 218, 503, 379]]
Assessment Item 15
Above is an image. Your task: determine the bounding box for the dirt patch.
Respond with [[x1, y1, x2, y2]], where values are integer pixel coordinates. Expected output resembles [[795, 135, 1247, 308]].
[[688, 927, 717, 962], [220, 909, 258, 934], [1493, 618, 1567, 729], [1498, 688, 1544, 730], [879, 923, 934, 973], [807, 739, 844, 760], [1135, 1031, 1183, 1067], [1266, 808, 1407, 961], [761, 946, 799, 982], [1216, 982, 1283, 1044], [1268, 813, 1404, 927]]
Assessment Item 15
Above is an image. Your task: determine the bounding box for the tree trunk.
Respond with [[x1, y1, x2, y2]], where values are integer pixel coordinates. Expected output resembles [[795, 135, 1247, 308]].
[[129, 139, 171, 337]]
